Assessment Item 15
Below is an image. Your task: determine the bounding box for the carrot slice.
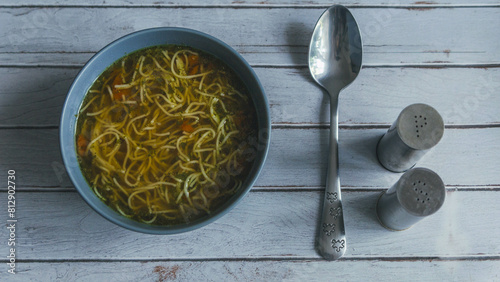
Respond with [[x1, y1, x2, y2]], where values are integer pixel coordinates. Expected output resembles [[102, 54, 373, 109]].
[[181, 120, 195, 133], [77, 134, 88, 156], [188, 64, 199, 75], [188, 55, 199, 66]]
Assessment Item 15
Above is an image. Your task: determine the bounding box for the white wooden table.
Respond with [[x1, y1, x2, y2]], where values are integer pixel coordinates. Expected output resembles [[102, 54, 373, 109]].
[[1, 1, 499, 281]]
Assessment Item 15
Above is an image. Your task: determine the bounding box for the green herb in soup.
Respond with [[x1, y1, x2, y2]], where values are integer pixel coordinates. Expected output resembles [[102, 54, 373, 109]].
[[76, 45, 258, 225]]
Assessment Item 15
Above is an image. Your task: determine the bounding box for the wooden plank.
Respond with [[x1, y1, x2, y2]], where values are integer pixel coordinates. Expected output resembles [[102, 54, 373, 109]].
[[262, 128, 500, 188], [0, 67, 498, 127], [250, 127, 500, 188], [0, 52, 94, 67], [1, 8, 499, 65], [0, 129, 74, 188], [268, 66, 500, 126], [0, 190, 499, 259], [5, 260, 500, 281], [1, 127, 499, 189], [0, 67, 75, 127], [3, 0, 500, 7]]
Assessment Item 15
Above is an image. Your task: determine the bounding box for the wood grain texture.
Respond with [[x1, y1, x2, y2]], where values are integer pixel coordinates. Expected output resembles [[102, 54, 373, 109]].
[[1, 127, 499, 189], [0, 67, 498, 127], [1, 8, 499, 65], [1, 0, 499, 279], [5, 260, 500, 281], [0, 190, 499, 260]]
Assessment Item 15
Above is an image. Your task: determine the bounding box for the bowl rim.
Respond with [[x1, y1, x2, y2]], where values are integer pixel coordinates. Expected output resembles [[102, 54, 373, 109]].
[[60, 27, 271, 234]]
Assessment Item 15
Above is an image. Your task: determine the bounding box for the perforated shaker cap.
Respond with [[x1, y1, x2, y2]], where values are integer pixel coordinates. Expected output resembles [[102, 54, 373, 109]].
[[397, 103, 444, 150], [397, 167, 446, 217]]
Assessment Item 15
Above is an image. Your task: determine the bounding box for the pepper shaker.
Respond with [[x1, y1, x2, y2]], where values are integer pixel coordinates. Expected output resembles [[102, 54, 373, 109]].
[[377, 103, 444, 172], [376, 167, 445, 231]]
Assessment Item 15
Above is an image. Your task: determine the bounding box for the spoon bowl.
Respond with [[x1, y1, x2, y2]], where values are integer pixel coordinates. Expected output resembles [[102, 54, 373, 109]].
[[309, 6, 362, 94], [308, 5, 362, 260]]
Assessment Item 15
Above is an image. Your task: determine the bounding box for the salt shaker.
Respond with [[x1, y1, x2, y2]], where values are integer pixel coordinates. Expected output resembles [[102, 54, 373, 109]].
[[376, 167, 445, 231], [376, 103, 444, 172]]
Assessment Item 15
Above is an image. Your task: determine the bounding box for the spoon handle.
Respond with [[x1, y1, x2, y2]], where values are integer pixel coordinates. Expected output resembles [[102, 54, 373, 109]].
[[316, 96, 346, 260]]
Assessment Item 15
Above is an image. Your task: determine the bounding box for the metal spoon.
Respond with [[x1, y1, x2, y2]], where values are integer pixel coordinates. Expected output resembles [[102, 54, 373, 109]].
[[308, 5, 363, 260]]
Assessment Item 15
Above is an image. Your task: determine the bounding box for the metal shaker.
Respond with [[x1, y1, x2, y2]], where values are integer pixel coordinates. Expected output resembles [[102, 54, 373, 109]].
[[377, 103, 444, 172], [376, 167, 445, 231]]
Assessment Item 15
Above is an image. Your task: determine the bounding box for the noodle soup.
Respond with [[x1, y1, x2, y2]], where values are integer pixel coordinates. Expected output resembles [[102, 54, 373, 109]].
[[76, 45, 258, 226]]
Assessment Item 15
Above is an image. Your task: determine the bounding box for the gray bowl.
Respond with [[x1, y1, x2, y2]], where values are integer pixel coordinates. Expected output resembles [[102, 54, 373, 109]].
[[60, 27, 270, 234]]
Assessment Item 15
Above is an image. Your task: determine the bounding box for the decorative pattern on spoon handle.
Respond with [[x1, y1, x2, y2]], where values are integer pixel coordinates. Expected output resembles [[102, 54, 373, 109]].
[[320, 191, 345, 253]]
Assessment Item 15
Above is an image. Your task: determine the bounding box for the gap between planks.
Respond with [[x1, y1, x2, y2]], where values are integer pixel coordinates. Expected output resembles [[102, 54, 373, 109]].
[[2, 255, 500, 264], [1, 4, 500, 9], [1, 124, 500, 130], [1, 185, 499, 192], [2, 62, 500, 69]]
